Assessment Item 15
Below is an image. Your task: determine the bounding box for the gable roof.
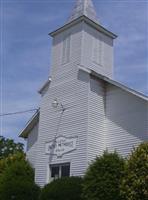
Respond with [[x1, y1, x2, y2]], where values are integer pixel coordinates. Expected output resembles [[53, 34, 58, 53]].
[[20, 67, 147, 139], [49, 15, 117, 39], [78, 65, 148, 101], [19, 110, 39, 138]]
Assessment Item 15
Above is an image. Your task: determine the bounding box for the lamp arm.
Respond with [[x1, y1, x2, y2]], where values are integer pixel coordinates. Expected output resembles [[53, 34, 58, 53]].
[[60, 103, 65, 111]]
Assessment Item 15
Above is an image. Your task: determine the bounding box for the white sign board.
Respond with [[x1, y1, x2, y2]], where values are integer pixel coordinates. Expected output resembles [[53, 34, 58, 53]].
[[45, 136, 77, 157]]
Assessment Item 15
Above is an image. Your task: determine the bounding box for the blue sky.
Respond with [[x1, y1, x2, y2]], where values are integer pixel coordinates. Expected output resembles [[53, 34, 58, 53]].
[[0, 0, 148, 145]]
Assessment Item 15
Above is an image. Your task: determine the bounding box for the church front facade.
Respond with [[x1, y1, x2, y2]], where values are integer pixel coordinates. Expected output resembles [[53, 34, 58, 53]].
[[20, 0, 148, 187]]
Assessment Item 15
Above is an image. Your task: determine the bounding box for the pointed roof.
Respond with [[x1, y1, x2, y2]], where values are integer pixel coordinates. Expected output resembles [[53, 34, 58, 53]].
[[68, 0, 98, 23]]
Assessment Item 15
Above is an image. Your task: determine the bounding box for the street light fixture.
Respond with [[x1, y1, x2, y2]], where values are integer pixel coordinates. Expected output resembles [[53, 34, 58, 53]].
[[52, 98, 65, 111], [52, 98, 59, 109]]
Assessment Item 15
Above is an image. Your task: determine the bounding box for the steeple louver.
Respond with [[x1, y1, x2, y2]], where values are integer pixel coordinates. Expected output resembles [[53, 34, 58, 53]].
[[68, 0, 98, 23]]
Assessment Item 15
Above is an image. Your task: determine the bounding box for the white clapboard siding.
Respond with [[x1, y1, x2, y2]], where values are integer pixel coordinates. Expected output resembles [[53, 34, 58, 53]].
[[24, 13, 148, 188], [50, 23, 83, 84], [35, 75, 90, 187], [87, 76, 106, 164], [34, 21, 91, 186], [105, 84, 148, 156], [26, 123, 39, 169], [81, 23, 113, 78]]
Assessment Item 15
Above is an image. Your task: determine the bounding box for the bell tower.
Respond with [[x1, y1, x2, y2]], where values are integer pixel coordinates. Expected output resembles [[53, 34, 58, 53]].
[[35, 0, 117, 187], [49, 0, 117, 82]]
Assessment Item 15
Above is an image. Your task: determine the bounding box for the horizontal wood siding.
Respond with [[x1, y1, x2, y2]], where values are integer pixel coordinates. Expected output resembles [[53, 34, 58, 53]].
[[34, 22, 90, 187], [81, 22, 113, 78], [105, 84, 148, 156], [25, 18, 148, 188], [87, 77, 106, 164], [35, 74, 89, 187], [26, 123, 39, 169], [50, 23, 83, 85]]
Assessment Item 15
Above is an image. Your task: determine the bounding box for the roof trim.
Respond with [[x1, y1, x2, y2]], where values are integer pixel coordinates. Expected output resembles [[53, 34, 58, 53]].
[[19, 110, 40, 138], [78, 65, 148, 101], [38, 78, 51, 94], [20, 67, 147, 139], [49, 15, 117, 39]]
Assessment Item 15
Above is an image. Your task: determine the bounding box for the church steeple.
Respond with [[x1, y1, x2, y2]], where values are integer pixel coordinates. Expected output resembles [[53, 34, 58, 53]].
[[68, 0, 98, 23], [50, 0, 117, 80]]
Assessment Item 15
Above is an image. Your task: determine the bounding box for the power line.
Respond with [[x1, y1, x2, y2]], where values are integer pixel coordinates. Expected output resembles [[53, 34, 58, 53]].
[[0, 108, 39, 117]]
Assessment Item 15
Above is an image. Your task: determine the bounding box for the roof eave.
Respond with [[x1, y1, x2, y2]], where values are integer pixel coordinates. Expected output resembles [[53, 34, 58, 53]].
[[78, 66, 148, 101], [49, 15, 117, 39], [91, 70, 148, 101], [38, 78, 51, 94], [19, 111, 40, 138]]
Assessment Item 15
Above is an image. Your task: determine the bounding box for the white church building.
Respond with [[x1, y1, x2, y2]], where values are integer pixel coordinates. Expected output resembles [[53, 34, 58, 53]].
[[20, 0, 148, 187]]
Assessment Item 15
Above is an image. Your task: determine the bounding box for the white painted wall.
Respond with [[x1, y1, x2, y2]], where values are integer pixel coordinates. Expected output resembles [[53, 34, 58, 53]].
[[35, 74, 90, 186], [105, 84, 148, 156], [26, 71, 148, 187], [34, 22, 90, 187], [87, 76, 106, 164], [26, 123, 39, 169], [50, 22, 83, 85], [81, 22, 114, 78], [86, 77, 147, 161], [25, 19, 147, 187]]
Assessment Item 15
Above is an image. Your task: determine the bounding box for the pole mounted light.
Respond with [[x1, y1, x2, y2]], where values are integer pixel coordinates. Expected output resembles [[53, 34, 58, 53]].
[[52, 98, 65, 111], [52, 98, 59, 108]]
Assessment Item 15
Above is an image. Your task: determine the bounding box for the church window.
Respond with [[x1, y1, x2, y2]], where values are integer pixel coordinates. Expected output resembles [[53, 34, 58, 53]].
[[50, 163, 70, 180], [92, 36, 103, 66], [62, 34, 71, 64]]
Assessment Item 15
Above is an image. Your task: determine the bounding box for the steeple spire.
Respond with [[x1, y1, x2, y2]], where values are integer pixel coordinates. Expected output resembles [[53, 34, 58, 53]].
[[68, 0, 98, 23]]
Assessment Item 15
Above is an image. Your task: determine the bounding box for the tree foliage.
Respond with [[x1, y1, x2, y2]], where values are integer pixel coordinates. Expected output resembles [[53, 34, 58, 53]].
[[39, 177, 83, 200], [0, 152, 25, 176], [82, 151, 125, 200], [120, 142, 148, 200], [0, 153, 40, 200], [0, 136, 24, 160]]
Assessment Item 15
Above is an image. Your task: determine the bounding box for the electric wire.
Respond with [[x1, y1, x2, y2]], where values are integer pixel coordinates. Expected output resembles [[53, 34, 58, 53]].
[[0, 108, 39, 117]]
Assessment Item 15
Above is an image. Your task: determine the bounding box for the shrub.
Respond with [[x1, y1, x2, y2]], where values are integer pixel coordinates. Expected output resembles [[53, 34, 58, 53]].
[[120, 142, 148, 200], [0, 152, 25, 176], [39, 176, 83, 200], [0, 155, 40, 200], [82, 151, 125, 200], [0, 136, 24, 159], [0, 179, 40, 200]]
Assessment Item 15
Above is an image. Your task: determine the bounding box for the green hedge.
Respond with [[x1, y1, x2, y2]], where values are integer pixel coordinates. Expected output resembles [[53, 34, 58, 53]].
[[0, 156, 40, 200], [82, 151, 125, 200], [39, 176, 83, 200], [120, 142, 148, 200], [1, 143, 147, 200], [0, 179, 40, 200]]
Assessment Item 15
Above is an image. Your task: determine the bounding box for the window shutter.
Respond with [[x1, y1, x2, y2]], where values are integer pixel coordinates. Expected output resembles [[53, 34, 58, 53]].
[[62, 34, 71, 64], [92, 36, 103, 66]]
